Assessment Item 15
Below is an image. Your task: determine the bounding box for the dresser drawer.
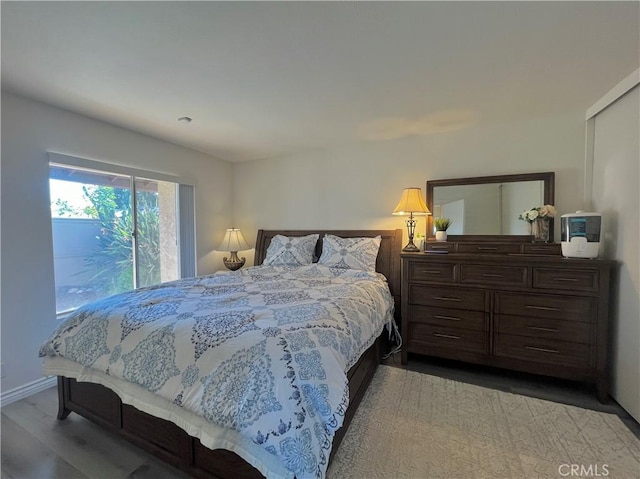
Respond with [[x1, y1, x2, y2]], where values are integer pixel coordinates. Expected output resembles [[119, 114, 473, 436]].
[[495, 292, 595, 322], [409, 305, 486, 331], [457, 243, 520, 254], [522, 243, 562, 255], [409, 285, 488, 311], [460, 264, 528, 287], [533, 268, 599, 292], [424, 242, 455, 253], [496, 314, 591, 343], [408, 261, 456, 282], [408, 323, 488, 354], [494, 334, 590, 368]]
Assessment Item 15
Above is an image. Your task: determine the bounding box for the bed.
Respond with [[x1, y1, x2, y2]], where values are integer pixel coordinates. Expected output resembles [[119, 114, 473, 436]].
[[40, 229, 402, 479]]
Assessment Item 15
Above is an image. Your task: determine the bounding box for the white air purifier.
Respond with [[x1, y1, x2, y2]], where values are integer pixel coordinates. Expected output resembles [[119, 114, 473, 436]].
[[561, 211, 602, 258]]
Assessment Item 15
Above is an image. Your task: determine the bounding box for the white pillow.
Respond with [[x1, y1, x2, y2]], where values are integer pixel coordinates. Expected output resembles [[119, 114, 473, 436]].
[[263, 234, 319, 266], [318, 234, 381, 272]]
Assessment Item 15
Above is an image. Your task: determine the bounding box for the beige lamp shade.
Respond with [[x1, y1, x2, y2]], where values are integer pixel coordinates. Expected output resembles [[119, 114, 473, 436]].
[[217, 228, 249, 252], [392, 187, 431, 215]]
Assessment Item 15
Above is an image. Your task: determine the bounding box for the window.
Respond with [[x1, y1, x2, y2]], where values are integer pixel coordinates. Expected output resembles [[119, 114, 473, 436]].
[[48, 154, 195, 314]]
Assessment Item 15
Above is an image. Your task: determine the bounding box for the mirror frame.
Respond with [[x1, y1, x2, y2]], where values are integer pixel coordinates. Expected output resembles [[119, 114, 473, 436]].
[[426, 172, 555, 242]]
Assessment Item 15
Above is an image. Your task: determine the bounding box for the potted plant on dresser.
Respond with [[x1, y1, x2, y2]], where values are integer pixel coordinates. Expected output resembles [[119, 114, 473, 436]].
[[434, 217, 452, 242]]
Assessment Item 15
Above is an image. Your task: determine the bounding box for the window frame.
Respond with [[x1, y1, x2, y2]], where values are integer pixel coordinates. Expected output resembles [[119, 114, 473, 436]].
[[48, 152, 197, 317]]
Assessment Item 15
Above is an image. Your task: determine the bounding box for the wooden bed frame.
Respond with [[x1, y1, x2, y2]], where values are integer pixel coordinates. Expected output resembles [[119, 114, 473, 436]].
[[56, 228, 402, 478]]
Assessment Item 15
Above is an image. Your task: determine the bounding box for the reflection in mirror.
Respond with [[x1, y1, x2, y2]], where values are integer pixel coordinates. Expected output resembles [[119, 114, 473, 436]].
[[426, 172, 555, 240], [432, 181, 544, 235]]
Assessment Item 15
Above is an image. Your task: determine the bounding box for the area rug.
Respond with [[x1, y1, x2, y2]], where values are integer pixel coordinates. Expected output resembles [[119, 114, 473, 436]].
[[328, 365, 640, 479]]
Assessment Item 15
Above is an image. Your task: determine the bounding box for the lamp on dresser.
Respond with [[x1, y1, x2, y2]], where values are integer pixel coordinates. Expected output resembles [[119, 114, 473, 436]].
[[393, 187, 431, 252], [217, 228, 249, 271]]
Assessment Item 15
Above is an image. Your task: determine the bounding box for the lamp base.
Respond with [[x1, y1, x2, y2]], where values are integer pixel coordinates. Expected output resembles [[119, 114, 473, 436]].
[[402, 214, 423, 252], [402, 241, 421, 252], [223, 251, 246, 271]]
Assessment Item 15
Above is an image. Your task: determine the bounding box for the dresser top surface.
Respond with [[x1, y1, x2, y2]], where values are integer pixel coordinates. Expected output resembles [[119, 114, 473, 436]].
[[401, 251, 615, 267]]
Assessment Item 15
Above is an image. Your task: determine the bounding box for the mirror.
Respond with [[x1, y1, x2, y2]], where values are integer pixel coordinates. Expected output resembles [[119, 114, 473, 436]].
[[426, 172, 555, 241]]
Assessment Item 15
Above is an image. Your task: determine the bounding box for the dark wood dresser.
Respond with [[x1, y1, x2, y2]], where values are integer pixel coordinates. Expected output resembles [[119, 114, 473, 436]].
[[400, 242, 614, 402]]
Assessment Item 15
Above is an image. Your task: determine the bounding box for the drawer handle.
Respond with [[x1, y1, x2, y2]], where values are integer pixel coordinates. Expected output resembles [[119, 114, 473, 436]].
[[476, 247, 498, 251], [525, 305, 561, 312], [430, 246, 448, 250], [433, 296, 462, 302], [433, 333, 461, 340], [554, 277, 579, 282], [434, 314, 462, 321], [527, 326, 559, 332], [482, 273, 503, 278], [525, 346, 560, 354], [422, 270, 442, 274], [529, 247, 549, 252]]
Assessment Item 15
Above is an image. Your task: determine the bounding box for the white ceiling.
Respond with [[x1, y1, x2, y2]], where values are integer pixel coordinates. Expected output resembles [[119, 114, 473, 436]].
[[2, 2, 638, 163]]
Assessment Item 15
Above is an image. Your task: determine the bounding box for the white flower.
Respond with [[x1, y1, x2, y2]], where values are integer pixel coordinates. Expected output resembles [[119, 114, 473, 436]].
[[518, 204, 556, 223]]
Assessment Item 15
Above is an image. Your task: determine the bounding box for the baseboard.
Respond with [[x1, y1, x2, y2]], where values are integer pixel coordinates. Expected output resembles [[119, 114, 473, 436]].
[[1, 376, 57, 407]]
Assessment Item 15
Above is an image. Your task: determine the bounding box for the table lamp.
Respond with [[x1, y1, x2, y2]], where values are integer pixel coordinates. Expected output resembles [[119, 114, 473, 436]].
[[217, 228, 249, 271], [392, 187, 431, 252]]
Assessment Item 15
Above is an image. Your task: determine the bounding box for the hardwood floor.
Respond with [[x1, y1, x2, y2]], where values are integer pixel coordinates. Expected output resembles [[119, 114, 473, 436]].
[[1, 386, 189, 479], [3, 358, 639, 478]]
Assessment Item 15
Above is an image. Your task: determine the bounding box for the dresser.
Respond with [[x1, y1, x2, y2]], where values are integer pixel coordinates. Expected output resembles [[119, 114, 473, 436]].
[[400, 242, 614, 402]]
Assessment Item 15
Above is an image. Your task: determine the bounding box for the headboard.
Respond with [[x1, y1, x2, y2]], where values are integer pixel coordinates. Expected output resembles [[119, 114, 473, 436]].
[[254, 229, 403, 305]]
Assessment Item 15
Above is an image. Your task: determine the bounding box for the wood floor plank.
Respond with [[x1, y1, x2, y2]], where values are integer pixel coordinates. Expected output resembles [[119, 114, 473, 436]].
[[1, 414, 88, 479], [2, 387, 188, 479], [20, 386, 60, 418]]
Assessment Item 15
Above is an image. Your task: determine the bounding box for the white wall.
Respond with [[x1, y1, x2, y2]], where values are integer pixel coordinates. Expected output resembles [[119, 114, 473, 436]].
[[0, 92, 233, 393], [589, 82, 640, 422], [233, 109, 587, 264]]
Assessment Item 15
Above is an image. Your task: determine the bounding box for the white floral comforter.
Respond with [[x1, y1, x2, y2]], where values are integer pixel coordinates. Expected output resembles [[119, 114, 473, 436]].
[[39, 264, 394, 479]]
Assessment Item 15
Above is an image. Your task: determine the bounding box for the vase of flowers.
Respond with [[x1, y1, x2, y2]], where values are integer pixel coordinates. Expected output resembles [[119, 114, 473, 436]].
[[434, 217, 452, 242], [518, 205, 556, 242]]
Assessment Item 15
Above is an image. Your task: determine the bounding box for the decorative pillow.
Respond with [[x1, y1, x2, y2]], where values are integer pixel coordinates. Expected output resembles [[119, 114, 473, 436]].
[[263, 234, 319, 266], [318, 234, 381, 272]]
